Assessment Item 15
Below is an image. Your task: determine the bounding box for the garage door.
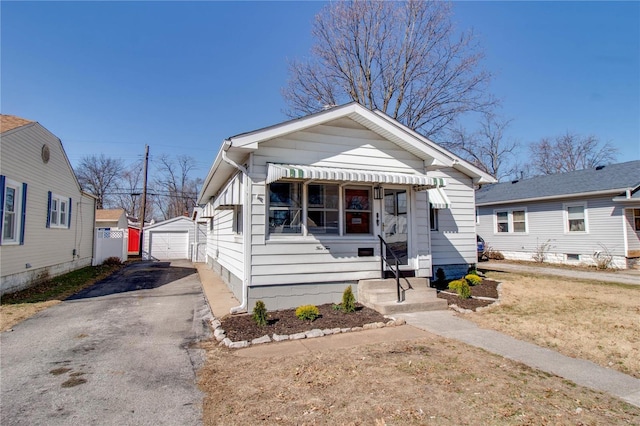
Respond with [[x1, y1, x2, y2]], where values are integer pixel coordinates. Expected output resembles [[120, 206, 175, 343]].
[[150, 232, 189, 259]]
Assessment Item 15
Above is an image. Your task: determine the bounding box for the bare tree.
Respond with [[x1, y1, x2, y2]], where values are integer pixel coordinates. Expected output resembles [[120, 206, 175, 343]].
[[444, 113, 518, 181], [529, 133, 618, 175], [153, 155, 202, 220], [75, 154, 124, 209], [112, 161, 155, 222], [283, 0, 494, 138]]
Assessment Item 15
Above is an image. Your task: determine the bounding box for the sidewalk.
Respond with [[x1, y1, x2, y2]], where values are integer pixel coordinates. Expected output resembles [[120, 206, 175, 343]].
[[396, 310, 640, 408], [479, 261, 640, 285], [194, 264, 640, 408]]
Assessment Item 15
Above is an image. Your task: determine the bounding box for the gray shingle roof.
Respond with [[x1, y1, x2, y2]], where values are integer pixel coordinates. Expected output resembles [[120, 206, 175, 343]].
[[476, 161, 640, 205]]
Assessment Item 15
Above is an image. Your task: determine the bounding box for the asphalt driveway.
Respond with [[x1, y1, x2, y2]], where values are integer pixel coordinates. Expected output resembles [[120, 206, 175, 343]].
[[0, 260, 212, 426]]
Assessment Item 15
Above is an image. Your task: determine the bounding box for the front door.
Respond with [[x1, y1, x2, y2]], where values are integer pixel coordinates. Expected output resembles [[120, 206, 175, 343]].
[[383, 189, 408, 265]]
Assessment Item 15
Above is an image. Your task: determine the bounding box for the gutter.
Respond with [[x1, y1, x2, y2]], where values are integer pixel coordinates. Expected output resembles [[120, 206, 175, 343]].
[[220, 140, 251, 314]]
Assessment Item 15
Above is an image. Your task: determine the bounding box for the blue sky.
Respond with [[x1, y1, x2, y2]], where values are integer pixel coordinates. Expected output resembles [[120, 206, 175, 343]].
[[2, 1, 638, 179]]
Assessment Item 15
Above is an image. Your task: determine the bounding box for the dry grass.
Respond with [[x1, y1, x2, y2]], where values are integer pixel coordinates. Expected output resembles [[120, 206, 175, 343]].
[[468, 272, 640, 378], [0, 301, 61, 332], [199, 337, 639, 425], [0, 263, 124, 332]]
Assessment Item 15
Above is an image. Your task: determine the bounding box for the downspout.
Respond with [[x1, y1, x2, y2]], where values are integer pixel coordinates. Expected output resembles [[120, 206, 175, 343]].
[[220, 141, 251, 314]]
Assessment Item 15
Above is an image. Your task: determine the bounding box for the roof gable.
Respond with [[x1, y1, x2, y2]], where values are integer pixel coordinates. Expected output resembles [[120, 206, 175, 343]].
[[476, 161, 640, 205], [143, 215, 194, 230], [198, 103, 496, 203], [96, 209, 126, 221], [0, 114, 34, 133]]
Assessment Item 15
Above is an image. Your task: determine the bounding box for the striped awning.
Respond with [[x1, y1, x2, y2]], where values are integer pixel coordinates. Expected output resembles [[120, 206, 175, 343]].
[[266, 163, 445, 189], [427, 187, 451, 209], [212, 172, 243, 210]]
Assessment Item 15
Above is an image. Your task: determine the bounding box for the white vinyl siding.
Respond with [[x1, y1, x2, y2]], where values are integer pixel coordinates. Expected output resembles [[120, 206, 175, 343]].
[[0, 123, 96, 294], [249, 118, 439, 285], [476, 195, 629, 259], [429, 168, 477, 268]]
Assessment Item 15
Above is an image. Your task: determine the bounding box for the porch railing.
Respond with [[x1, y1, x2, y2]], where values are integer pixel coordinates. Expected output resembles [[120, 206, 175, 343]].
[[378, 235, 403, 303]]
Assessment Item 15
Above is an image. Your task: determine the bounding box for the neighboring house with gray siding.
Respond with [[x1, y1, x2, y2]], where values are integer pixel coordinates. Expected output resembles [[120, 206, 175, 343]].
[[197, 103, 495, 311], [1, 114, 97, 295], [475, 161, 640, 269]]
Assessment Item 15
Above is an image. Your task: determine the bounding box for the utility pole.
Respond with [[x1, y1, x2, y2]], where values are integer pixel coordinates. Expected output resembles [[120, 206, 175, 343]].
[[138, 144, 149, 257]]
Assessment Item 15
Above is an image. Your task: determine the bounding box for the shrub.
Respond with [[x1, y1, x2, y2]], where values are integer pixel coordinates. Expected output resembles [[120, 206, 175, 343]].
[[102, 256, 123, 266], [465, 274, 482, 286], [448, 279, 471, 299], [435, 268, 446, 282], [485, 247, 505, 260], [295, 304, 320, 321], [252, 300, 268, 327], [341, 285, 356, 313], [467, 265, 479, 275]]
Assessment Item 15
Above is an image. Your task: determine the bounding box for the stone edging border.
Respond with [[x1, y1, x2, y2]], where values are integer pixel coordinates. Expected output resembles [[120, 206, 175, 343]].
[[447, 281, 503, 314], [210, 316, 407, 349]]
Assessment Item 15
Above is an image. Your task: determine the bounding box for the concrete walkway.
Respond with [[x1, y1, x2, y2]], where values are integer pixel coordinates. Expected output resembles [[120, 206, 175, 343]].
[[479, 261, 640, 285], [396, 310, 640, 408], [195, 265, 640, 408]]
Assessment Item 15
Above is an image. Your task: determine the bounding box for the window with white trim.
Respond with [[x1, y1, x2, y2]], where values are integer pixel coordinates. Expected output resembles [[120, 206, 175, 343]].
[[495, 209, 527, 233], [430, 204, 438, 231], [344, 187, 371, 234], [268, 182, 302, 234], [564, 202, 587, 233], [48, 193, 71, 229], [267, 182, 373, 237], [233, 205, 243, 235], [1, 177, 26, 245], [307, 184, 339, 235], [633, 208, 640, 232]]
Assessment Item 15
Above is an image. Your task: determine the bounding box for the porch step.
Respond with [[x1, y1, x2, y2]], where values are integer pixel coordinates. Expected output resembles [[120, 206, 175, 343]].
[[358, 278, 448, 315]]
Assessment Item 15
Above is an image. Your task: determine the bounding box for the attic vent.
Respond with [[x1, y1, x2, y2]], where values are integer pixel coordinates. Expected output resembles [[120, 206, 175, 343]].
[[595, 165, 605, 170], [511, 180, 519, 184]]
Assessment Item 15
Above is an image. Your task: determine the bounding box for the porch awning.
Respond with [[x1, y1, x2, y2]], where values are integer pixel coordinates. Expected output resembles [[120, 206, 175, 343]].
[[427, 187, 451, 209], [266, 163, 446, 189]]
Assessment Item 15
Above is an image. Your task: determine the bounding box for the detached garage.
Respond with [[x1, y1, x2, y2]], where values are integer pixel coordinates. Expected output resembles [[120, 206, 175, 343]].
[[143, 216, 196, 261]]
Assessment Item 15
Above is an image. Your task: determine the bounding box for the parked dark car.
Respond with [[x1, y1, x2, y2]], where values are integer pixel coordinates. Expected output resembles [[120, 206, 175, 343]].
[[477, 235, 486, 261]]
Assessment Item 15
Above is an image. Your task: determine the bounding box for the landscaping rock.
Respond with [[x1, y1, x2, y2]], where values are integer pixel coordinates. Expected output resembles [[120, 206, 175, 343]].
[[272, 333, 289, 342], [290, 332, 306, 340], [305, 329, 324, 339], [322, 328, 336, 335], [394, 318, 406, 326], [211, 319, 222, 329], [341, 328, 351, 333], [252, 335, 271, 345], [214, 328, 226, 341], [229, 340, 249, 349], [351, 326, 363, 332], [221, 337, 232, 347]]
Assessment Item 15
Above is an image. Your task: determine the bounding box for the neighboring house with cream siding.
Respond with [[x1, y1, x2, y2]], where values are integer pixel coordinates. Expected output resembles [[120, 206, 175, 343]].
[[197, 103, 495, 311], [475, 161, 640, 269], [95, 208, 128, 230], [0, 114, 96, 295]]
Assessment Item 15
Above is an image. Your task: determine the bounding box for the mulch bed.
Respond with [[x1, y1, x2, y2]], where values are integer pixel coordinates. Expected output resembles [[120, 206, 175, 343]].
[[436, 279, 500, 311], [220, 303, 387, 342]]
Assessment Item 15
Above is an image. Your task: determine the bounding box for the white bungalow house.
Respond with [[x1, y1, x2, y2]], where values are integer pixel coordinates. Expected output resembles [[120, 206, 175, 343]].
[[1, 114, 97, 295], [197, 103, 495, 311], [475, 160, 640, 269]]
